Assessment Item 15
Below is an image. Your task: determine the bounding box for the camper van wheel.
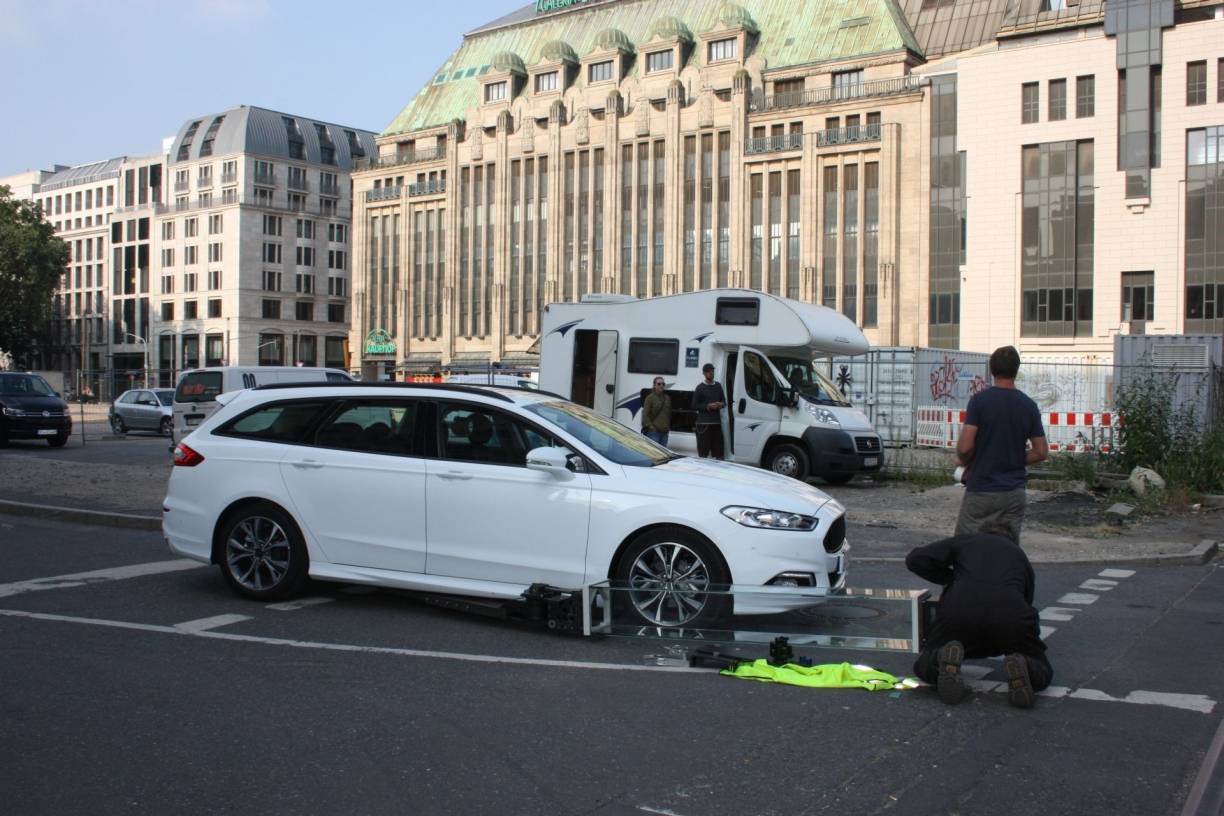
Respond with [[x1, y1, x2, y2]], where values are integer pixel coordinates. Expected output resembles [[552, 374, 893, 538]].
[[765, 443, 809, 481]]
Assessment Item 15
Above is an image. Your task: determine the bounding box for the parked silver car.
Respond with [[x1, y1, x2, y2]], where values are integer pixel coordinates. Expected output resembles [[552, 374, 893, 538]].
[[110, 389, 175, 436]]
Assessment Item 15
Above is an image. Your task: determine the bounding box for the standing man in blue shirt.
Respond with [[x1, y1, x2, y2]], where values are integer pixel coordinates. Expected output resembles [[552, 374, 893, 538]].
[[954, 346, 1048, 544]]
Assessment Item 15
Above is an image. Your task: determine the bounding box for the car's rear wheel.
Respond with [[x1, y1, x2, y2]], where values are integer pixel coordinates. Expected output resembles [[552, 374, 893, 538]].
[[48, 433, 69, 448], [218, 504, 309, 601], [159, 416, 172, 437], [765, 443, 809, 481], [110, 415, 126, 435], [614, 528, 730, 629]]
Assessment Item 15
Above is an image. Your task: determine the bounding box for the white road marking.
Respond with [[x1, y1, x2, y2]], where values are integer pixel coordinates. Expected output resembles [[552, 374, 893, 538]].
[[1040, 607, 1081, 622], [266, 597, 335, 612], [0, 559, 200, 599], [2, 607, 1214, 713], [1099, 569, 1136, 579], [1080, 579, 1119, 592], [1057, 593, 1099, 605], [1039, 625, 1056, 640], [175, 614, 251, 632]]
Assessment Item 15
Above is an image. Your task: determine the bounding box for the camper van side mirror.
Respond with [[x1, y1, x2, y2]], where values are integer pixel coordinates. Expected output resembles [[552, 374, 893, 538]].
[[779, 387, 799, 407]]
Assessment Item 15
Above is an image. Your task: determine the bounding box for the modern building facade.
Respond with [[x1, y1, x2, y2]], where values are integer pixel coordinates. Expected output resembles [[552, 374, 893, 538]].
[[353, 0, 1224, 375], [351, 0, 931, 379], [152, 106, 377, 383]]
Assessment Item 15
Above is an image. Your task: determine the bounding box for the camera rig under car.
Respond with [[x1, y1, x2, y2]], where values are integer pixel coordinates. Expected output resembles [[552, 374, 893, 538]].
[[410, 583, 586, 635]]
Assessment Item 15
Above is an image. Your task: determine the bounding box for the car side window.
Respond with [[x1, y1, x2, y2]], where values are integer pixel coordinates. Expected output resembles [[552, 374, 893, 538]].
[[216, 401, 329, 444], [312, 400, 418, 456], [119, 391, 137, 404]]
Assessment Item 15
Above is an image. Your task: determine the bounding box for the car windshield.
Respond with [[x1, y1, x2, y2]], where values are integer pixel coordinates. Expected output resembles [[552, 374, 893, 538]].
[[0, 374, 55, 397], [156, 391, 174, 406], [524, 400, 675, 467], [768, 356, 851, 407]]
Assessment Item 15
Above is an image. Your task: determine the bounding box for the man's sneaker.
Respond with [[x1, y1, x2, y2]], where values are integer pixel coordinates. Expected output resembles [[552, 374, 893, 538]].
[[1004, 653, 1036, 709], [936, 641, 967, 705]]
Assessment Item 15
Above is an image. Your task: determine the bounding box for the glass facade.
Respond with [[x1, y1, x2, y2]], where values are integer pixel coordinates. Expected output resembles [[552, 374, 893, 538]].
[[928, 75, 961, 348], [1186, 126, 1224, 332]]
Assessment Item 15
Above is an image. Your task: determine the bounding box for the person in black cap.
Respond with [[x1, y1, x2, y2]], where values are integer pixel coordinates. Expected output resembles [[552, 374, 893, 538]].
[[906, 525, 1053, 709], [691, 363, 726, 459]]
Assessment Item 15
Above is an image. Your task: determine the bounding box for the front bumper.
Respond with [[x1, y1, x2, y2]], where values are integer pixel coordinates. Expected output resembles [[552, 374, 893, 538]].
[[1, 413, 72, 439], [802, 427, 884, 475]]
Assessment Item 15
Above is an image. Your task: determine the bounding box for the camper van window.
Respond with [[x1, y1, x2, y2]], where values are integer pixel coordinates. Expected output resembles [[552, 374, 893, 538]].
[[769, 356, 851, 407], [715, 297, 760, 326], [627, 338, 680, 375]]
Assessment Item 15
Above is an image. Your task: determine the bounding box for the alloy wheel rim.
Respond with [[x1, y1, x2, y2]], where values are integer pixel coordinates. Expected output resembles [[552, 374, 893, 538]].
[[226, 516, 291, 591], [627, 541, 711, 626]]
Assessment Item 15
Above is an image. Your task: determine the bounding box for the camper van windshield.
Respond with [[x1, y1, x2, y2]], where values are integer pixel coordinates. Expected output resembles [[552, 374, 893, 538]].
[[525, 400, 676, 467], [768, 357, 852, 407]]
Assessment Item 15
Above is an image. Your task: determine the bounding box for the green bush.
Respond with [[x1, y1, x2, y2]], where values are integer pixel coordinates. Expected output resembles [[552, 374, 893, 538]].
[[1110, 371, 1224, 494]]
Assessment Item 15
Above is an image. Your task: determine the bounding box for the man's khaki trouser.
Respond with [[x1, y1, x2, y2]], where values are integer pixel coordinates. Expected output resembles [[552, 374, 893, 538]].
[[954, 487, 1026, 544]]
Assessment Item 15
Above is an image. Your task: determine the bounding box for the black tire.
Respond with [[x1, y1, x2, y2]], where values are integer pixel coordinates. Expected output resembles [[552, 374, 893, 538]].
[[765, 442, 809, 481], [614, 527, 731, 629], [159, 416, 172, 437], [110, 414, 126, 435], [822, 473, 854, 485], [217, 503, 309, 601], [48, 433, 69, 448]]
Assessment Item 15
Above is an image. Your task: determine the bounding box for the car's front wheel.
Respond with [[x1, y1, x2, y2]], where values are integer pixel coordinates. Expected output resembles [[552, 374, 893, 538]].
[[159, 416, 172, 437], [217, 503, 309, 601], [614, 528, 730, 628], [110, 415, 126, 435], [48, 433, 69, 448]]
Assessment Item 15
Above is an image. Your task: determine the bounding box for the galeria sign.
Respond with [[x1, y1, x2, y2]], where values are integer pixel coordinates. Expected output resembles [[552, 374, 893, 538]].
[[364, 329, 396, 355], [536, 0, 595, 13]]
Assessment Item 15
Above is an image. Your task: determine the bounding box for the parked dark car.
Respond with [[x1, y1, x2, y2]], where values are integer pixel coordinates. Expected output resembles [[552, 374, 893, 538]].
[[0, 372, 72, 447]]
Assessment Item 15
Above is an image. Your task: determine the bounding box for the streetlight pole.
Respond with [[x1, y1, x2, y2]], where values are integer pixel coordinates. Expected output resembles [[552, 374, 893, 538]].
[[125, 333, 149, 389]]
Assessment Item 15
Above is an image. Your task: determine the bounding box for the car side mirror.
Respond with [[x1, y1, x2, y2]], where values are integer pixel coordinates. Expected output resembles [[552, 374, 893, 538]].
[[526, 446, 573, 479], [778, 387, 799, 407]]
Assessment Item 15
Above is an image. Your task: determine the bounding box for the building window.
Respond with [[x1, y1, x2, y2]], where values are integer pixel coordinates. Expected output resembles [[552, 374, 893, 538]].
[[263, 215, 282, 236], [184, 245, 198, 266], [283, 117, 305, 161], [161, 221, 175, 240], [287, 193, 306, 211], [262, 299, 281, 319], [1076, 75, 1095, 117], [485, 81, 507, 102], [327, 303, 345, 323], [1021, 140, 1095, 338], [646, 50, 673, 73], [296, 273, 315, 294], [208, 242, 222, 263], [327, 250, 346, 270], [535, 71, 557, 93], [328, 223, 347, 243], [262, 270, 281, 291], [258, 333, 284, 366], [1022, 82, 1040, 123], [327, 276, 346, 297], [1048, 78, 1066, 121], [207, 299, 222, 318], [184, 300, 198, 320], [208, 214, 223, 234], [1121, 272, 1154, 322], [588, 60, 613, 83], [208, 269, 222, 290], [296, 246, 315, 267], [185, 217, 198, 238], [1186, 127, 1224, 331], [161, 248, 174, 267], [161, 302, 175, 321], [263, 242, 282, 264], [161, 274, 174, 294], [184, 272, 198, 293], [1187, 60, 1207, 106], [1219, 58, 1224, 103], [832, 70, 864, 99], [295, 301, 314, 321], [708, 37, 736, 63], [296, 218, 315, 239]]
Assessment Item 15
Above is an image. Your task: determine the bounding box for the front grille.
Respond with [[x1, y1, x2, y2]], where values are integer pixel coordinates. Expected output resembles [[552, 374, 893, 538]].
[[822, 515, 846, 554], [854, 435, 881, 453]]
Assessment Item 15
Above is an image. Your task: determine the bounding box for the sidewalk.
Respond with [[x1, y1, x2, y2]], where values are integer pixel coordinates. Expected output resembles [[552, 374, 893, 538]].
[[0, 445, 1217, 565]]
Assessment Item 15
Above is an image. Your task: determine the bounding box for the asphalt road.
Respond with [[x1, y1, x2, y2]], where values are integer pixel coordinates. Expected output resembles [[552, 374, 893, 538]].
[[1, 515, 1221, 815]]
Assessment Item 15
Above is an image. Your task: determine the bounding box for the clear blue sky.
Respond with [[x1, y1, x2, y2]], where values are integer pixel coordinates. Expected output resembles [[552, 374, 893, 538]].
[[0, 0, 521, 177]]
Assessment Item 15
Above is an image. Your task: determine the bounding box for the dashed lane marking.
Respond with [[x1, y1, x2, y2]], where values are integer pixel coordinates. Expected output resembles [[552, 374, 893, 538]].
[[266, 597, 335, 612], [1039, 607, 1081, 622], [1039, 625, 1056, 640], [174, 614, 252, 632], [0, 560, 201, 599], [2, 607, 1215, 714], [1057, 593, 1099, 605], [1099, 569, 1136, 579], [1080, 579, 1119, 592]]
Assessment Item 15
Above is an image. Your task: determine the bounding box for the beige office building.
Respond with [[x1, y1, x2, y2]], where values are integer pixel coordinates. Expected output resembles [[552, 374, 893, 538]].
[[351, 0, 931, 378]]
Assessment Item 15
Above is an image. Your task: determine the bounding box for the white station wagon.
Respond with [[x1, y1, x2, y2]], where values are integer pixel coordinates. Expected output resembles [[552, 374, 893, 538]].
[[163, 383, 848, 627]]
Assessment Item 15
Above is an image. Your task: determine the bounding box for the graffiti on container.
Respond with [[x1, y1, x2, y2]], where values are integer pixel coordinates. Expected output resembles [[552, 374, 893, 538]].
[[1016, 363, 1110, 413], [929, 355, 988, 404], [836, 364, 852, 396]]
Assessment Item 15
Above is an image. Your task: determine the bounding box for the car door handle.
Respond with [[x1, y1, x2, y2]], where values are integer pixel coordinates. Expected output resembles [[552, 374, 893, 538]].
[[438, 470, 473, 480], [290, 459, 324, 469]]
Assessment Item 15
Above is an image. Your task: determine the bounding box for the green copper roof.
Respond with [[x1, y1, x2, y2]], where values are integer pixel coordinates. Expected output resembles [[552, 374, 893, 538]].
[[383, 0, 921, 136]]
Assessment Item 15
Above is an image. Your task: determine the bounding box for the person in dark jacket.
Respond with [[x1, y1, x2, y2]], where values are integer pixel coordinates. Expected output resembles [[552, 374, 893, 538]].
[[691, 363, 726, 460], [906, 528, 1053, 708]]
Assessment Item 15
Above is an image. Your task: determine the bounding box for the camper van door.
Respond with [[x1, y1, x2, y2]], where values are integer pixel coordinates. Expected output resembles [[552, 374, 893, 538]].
[[731, 347, 786, 466], [594, 330, 618, 416]]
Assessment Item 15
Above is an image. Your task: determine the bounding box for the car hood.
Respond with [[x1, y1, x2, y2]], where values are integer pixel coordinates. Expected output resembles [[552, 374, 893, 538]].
[[650, 456, 838, 515], [0, 395, 68, 412]]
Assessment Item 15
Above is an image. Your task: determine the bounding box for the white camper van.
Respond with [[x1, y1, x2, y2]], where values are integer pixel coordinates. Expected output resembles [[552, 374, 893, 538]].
[[538, 289, 882, 483], [171, 366, 353, 447]]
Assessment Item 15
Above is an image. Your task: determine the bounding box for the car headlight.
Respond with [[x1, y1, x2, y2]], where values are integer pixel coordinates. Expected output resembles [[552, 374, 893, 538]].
[[1, 406, 21, 417], [806, 402, 840, 426], [721, 505, 819, 531]]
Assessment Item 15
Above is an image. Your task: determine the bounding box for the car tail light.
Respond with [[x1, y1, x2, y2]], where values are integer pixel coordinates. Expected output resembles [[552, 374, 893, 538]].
[[173, 443, 205, 467]]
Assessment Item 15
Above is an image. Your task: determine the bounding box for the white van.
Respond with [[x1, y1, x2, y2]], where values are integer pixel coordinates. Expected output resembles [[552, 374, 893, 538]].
[[446, 373, 539, 390], [539, 289, 883, 483], [172, 366, 353, 446]]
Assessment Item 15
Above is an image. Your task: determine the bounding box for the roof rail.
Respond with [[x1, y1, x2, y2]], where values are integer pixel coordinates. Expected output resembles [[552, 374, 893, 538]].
[[248, 380, 571, 403]]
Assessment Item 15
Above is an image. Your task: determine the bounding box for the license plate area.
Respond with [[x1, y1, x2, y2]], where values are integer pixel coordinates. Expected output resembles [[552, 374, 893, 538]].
[[863, 456, 879, 467], [37, 429, 57, 436], [185, 415, 204, 427]]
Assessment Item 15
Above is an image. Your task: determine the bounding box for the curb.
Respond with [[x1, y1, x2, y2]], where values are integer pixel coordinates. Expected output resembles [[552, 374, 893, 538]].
[[0, 499, 161, 532], [856, 538, 1219, 567]]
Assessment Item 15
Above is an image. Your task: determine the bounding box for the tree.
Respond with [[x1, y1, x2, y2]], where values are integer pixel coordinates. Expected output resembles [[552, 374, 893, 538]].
[[0, 185, 68, 368]]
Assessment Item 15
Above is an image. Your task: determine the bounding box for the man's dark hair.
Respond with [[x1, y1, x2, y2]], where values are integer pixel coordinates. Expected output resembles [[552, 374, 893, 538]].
[[980, 520, 1018, 544], [990, 346, 1021, 379]]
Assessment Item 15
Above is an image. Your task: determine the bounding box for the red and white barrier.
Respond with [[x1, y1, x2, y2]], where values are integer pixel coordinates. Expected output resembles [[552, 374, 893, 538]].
[[916, 406, 1116, 453]]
